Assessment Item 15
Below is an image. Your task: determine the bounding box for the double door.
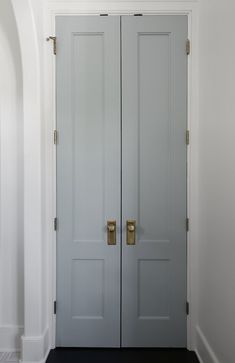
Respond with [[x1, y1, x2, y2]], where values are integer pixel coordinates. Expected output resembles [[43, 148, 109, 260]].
[[56, 15, 187, 347]]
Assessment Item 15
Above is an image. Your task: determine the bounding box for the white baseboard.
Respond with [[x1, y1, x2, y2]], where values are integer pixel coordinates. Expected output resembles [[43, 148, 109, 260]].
[[0, 325, 23, 351], [196, 348, 205, 363], [20, 327, 50, 363], [196, 326, 220, 363]]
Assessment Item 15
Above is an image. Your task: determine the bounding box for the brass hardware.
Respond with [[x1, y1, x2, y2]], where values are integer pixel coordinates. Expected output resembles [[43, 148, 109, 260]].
[[47, 36, 56, 55], [186, 130, 190, 145], [126, 220, 136, 245], [107, 221, 116, 245], [186, 39, 190, 55]]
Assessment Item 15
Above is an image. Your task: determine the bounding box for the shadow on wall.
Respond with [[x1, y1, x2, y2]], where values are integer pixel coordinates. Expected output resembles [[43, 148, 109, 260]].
[[0, 0, 24, 351]]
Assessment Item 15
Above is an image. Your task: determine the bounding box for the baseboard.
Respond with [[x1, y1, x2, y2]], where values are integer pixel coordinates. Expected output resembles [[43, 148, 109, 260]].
[[0, 325, 23, 351], [20, 327, 50, 363], [195, 348, 205, 363], [196, 326, 220, 363]]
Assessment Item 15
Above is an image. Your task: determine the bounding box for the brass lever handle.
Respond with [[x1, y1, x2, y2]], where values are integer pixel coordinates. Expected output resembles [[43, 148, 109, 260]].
[[126, 220, 136, 245], [107, 221, 116, 245]]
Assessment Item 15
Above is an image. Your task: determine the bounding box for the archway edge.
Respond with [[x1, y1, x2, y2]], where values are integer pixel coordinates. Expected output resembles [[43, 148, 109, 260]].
[[10, 1, 48, 362]]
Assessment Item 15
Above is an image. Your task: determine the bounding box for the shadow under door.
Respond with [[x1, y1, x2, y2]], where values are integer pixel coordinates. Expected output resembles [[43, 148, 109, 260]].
[[56, 15, 188, 348]]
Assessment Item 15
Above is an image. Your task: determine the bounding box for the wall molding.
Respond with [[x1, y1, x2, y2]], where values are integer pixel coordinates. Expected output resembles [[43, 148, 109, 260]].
[[46, 2, 199, 14], [47, 0, 198, 3], [196, 326, 221, 363], [0, 325, 23, 352], [20, 327, 50, 363]]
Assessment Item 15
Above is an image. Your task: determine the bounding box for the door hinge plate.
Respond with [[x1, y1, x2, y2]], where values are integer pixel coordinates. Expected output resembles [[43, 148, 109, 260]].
[[186, 39, 190, 55], [186, 218, 189, 232], [54, 217, 57, 231], [54, 301, 57, 314], [47, 36, 56, 55], [186, 301, 189, 315], [186, 130, 190, 145], [54, 130, 58, 145]]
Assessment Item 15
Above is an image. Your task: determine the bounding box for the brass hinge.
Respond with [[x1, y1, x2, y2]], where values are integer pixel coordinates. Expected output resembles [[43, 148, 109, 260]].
[[54, 301, 57, 314], [54, 130, 58, 145], [186, 218, 189, 232], [186, 130, 190, 145], [186, 301, 189, 315], [186, 39, 190, 55], [47, 36, 56, 55], [54, 217, 57, 231]]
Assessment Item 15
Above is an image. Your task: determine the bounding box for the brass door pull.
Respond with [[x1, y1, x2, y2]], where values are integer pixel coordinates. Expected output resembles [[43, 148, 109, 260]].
[[126, 220, 136, 245], [107, 221, 116, 245]]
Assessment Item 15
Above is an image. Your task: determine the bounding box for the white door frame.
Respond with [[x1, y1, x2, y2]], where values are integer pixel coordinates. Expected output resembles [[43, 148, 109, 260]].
[[43, 0, 199, 351]]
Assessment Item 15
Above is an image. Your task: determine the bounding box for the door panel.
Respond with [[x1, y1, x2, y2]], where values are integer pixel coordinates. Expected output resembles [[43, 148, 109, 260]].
[[56, 16, 121, 347], [121, 15, 188, 347]]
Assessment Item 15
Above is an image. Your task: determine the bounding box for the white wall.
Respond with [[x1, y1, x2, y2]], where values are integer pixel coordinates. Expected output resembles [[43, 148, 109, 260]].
[[1, 1, 235, 362], [196, 1, 235, 362], [0, 0, 24, 351]]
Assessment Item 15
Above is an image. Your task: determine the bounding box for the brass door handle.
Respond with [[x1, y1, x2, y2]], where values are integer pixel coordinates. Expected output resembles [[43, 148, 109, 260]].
[[107, 224, 115, 232], [107, 221, 116, 245], [126, 220, 136, 245], [128, 225, 135, 232]]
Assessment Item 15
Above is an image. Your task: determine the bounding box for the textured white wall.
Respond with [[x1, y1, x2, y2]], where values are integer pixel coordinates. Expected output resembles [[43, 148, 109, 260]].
[[196, 0, 235, 362], [0, 0, 24, 351]]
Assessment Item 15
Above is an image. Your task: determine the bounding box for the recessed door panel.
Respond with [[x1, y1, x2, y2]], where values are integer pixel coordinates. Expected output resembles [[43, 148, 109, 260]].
[[56, 16, 121, 347], [121, 15, 187, 347]]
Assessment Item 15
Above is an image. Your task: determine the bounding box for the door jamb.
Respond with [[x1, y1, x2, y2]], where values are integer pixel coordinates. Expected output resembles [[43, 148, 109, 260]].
[[44, 1, 199, 352]]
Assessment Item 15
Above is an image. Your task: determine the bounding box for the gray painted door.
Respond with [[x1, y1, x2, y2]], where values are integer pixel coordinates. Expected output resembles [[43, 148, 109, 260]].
[[56, 16, 121, 347], [56, 15, 187, 348], [121, 15, 187, 347]]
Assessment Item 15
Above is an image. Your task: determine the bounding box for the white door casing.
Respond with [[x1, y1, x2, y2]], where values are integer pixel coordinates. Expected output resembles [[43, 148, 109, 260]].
[[44, 0, 199, 352]]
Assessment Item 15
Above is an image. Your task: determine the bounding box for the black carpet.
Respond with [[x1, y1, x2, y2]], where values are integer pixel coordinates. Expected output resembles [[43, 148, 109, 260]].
[[46, 348, 200, 363]]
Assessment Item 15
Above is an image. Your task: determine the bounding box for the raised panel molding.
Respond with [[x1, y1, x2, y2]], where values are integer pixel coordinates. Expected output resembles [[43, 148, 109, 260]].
[[138, 260, 170, 319], [71, 259, 105, 318]]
